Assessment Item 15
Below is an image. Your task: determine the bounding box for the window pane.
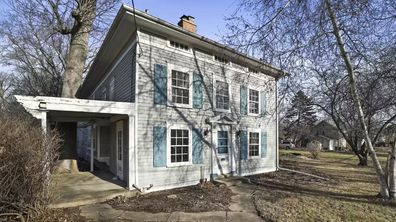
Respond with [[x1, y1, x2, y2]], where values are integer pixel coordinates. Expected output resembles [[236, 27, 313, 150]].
[[170, 129, 190, 163]]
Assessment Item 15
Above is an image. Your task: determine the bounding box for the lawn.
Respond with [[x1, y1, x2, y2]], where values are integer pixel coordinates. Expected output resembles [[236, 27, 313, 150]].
[[250, 150, 396, 222]]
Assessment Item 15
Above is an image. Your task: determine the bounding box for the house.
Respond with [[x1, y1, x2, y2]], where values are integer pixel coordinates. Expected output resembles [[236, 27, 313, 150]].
[[311, 120, 347, 150], [16, 5, 285, 192]]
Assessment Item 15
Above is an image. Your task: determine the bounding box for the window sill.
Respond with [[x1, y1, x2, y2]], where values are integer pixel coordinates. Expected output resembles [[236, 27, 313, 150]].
[[248, 113, 261, 117], [248, 156, 261, 160], [214, 108, 231, 113], [167, 162, 193, 167], [168, 103, 193, 109]]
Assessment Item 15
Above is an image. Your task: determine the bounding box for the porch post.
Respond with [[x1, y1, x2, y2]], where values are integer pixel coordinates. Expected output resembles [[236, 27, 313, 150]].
[[128, 114, 136, 189], [41, 111, 48, 133], [230, 125, 237, 176], [90, 124, 95, 172]]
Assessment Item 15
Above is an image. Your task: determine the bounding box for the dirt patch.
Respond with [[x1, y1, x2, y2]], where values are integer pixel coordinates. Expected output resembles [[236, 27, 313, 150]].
[[107, 182, 233, 213]]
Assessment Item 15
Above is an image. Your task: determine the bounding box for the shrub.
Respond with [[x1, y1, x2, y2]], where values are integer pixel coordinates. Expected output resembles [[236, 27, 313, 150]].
[[307, 140, 322, 159], [0, 116, 61, 221]]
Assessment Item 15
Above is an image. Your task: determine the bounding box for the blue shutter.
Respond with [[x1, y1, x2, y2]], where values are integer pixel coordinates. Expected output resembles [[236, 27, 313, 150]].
[[240, 130, 248, 160], [193, 72, 203, 109], [240, 85, 248, 115], [154, 64, 167, 105], [261, 90, 267, 116], [192, 128, 203, 164], [153, 126, 167, 167], [261, 130, 267, 158]]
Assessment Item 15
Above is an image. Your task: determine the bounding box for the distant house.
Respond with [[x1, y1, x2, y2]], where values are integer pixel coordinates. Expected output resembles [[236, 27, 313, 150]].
[[311, 120, 347, 150], [16, 5, 285, 192]]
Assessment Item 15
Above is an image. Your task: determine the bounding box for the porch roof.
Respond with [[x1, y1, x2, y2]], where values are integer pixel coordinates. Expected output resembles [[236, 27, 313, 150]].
[[15, 95, 135, 121]]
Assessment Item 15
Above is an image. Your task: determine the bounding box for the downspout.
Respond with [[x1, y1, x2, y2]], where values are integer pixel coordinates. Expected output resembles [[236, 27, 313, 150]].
[[134, 31, 140, 187], [275, 79, 279, 170]]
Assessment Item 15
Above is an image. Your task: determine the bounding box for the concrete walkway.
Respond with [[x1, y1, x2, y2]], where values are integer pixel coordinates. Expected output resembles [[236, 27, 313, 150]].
[[50, 171, 137, 208], [79, 177, 263, 221]]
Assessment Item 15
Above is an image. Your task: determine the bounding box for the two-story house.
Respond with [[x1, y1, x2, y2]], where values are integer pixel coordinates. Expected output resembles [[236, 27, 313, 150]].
[[16, 5, 285, 192]]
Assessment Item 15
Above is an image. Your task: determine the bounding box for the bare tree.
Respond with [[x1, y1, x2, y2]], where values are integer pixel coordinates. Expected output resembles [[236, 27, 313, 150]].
[[224, 0, 396, 198], [0, 0, 121, 98]]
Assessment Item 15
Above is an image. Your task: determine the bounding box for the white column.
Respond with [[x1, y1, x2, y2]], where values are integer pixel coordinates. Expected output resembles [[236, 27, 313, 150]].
[[41, 111, 48, 134], [230, 126, 237, 176], [90, 124, 95, 172], [128, 115, 136, 189]]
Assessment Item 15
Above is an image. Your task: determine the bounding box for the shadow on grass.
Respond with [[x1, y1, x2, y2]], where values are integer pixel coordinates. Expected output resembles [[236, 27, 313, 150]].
[[250, 175, 396, 208]]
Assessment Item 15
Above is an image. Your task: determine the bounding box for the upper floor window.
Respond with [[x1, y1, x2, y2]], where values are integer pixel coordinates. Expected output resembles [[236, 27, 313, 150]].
[[171, 70, 190, 105], [215, 80, 230, 111], [169, 40, 189, 51], [170, 129, 190, 164], [109, 77, 115, 100], [249, 132, 260, 157], [248, 67, 258, 74], [214, 56, 229, 64], [249, 89, 260, 114]]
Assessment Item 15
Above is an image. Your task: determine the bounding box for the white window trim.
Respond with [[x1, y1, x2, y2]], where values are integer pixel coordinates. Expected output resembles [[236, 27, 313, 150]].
[[213, 77, 231, 113], [167, 124, 193, 167], [167, 39, 192, 54], [167, 64, 193, 108], [248, 129, 261, 159], [248, 86, 261, 116]]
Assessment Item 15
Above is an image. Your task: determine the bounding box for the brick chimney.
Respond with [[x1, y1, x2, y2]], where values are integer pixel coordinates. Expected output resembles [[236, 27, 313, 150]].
[[178, 15, 196, 33]]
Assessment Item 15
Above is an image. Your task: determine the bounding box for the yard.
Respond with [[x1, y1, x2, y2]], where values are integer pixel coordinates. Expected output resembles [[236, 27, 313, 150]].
[[250, 150, 396, 222]]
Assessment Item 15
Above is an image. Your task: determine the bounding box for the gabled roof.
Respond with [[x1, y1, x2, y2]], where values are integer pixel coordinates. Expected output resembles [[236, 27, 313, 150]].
[[78, 4, 286, 98]]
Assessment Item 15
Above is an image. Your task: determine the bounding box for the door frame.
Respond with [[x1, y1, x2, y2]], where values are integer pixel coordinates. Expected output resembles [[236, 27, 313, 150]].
[[213, 124, 233, 175], [116, 121, 124, 180]]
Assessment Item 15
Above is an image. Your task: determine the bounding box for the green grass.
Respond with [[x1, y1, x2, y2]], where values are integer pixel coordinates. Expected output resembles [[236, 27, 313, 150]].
[[250, 150, 396, 222]]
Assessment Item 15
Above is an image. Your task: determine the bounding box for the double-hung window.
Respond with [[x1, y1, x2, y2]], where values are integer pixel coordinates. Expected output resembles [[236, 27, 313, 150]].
[[171, 70, 190, 105], [249, 89, 260, 114], [249, 132, 260, 157], [170, 129, 190, 164], [217, 131, 229, 154], [215, 81, 230, 111]]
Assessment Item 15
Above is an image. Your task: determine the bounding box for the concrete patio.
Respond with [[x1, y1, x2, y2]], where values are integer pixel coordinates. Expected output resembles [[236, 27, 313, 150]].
[[50, 171, 138, 208]]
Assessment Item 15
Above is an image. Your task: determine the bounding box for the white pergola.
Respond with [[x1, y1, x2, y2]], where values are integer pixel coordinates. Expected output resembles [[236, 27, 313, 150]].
[[15, 95, 137, 189]]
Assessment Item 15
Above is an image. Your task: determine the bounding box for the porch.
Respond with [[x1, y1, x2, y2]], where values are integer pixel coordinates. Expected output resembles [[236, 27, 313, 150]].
[[15, 96, 138, 191]]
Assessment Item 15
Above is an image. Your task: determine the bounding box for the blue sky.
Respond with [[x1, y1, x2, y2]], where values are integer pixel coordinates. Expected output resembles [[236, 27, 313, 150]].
[[132, 0, 238, 41]]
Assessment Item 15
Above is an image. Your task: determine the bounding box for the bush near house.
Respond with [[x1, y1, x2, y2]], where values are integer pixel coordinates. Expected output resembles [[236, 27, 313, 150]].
[[0, 116, 61, 221]]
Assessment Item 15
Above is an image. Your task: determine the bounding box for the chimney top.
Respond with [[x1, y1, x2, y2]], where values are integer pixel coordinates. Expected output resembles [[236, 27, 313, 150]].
[[178, 15, 196, 33]]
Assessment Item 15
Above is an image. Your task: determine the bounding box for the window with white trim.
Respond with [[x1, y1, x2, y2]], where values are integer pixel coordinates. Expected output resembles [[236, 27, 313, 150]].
[[215, 80, 230, 111], [249, 132, 260, 157], [171, 70, 190, 104], [169, 40, 189, 51], [170, 129, 190, 163], [214, 55, 229, 64], [109, 77, 115, 100], [249, 89, 260, 114]]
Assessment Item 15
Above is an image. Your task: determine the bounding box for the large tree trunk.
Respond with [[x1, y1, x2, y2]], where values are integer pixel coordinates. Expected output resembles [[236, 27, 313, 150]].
[[325, 0, 390, 198], [61, 1, 96, 98]]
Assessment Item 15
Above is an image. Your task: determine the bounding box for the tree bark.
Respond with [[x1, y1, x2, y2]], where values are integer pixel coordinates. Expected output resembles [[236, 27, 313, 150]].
[[61, 1, 96, 98], [325, 0, 390, 198]]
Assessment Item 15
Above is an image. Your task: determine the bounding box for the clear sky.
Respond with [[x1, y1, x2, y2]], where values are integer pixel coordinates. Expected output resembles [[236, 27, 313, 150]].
[[132, 0, 238, 41]]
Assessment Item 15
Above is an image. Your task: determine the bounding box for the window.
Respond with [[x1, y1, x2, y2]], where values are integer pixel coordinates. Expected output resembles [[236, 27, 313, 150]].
[[214, 55, 228, 64], [170, 129, 189, 163], [215, 81, 230, 110], [248, 67, 258, 74], [109, 77, 115, 100], [171, 70, 190, 105], [249, 132, 260, 157], [249, 89, 260, 114], [102, 87, 107, 100], [170, 40, 189, 51], [217, 131, 229, 154]]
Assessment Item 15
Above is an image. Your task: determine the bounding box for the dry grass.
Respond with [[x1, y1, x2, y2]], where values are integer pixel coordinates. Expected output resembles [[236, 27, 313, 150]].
[[250, 150, 396, 222]]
